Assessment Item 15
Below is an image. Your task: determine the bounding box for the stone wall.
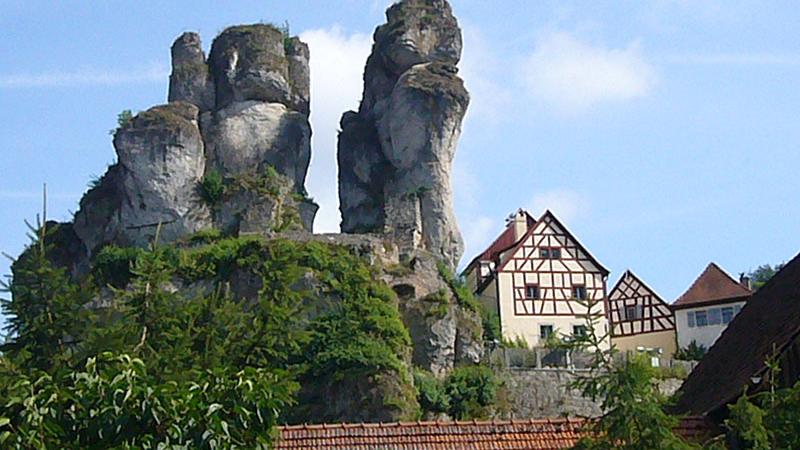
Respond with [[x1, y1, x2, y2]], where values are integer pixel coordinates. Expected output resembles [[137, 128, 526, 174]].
[[496, 367, 685, 419]]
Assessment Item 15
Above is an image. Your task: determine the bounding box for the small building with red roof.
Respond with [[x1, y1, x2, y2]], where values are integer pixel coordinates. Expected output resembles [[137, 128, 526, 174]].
[[673, 262, 752, 350]]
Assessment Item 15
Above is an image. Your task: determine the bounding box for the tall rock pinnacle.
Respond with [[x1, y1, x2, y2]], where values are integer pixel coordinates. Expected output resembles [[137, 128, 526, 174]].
[[337, 0, 469, 268]]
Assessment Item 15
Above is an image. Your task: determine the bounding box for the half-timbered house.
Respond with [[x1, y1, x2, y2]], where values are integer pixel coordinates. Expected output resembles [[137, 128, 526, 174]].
[[464, 209, 610, 348], [607, 270, 677, 356]]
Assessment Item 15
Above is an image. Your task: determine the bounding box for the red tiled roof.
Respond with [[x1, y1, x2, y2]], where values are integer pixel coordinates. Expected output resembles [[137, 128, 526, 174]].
[[275, 417, 715, 449], [674, 252, 800, 416], [672, 262, 751, 309], [464, 210, 536, 272]]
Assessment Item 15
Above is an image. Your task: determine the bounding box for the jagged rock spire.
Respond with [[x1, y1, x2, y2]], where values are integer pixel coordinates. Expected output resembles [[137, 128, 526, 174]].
[[337, 0, 469, 268]]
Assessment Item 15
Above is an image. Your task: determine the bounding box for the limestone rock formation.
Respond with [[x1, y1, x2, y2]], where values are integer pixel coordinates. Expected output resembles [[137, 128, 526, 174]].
[[168, 32, 214, 111], [73, 102, 212, 271], [66, 24, 316, 273], [338, 0, 469, 269]]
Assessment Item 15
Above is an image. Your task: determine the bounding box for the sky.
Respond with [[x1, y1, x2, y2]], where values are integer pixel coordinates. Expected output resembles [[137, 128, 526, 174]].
[[2, 0, 800, 329]]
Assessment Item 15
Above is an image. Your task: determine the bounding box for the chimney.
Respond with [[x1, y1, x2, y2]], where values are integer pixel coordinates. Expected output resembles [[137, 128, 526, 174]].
[[511, 209, 528, 241], [739, 273, 752, 291]]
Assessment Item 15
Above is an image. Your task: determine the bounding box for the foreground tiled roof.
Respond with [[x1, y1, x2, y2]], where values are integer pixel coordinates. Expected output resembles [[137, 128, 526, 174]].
[[672, 262, 751, 308], [674, 252, 800, 416], [276, 417, 714, 449]]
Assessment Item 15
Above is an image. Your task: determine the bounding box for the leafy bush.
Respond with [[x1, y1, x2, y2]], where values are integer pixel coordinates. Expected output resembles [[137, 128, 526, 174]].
[[108, 109, 134, 135], [199, 169, 225, 205], [443, 366, 498, 420], [481, 309, 502, 344], [414, 369, 449, 415], [437, 261, 480, 313], [674, 340, 707, 361], [0, 353, 295, 448]]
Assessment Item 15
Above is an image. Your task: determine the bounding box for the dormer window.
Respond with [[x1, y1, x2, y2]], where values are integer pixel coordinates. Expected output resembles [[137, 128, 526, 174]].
[[525, 285, 540, 299]]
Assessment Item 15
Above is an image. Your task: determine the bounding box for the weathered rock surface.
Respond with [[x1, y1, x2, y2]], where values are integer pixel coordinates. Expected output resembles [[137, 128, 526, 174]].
[[338, 0, 469, 269], [73, 102, 212, 271], [203, 100, 311, 190], [65, 25, 316, 273], [168, 32, 214, 111]]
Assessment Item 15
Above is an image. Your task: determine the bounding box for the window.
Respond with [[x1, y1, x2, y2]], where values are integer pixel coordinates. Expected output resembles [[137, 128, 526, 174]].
[[539, 247, 561, 259], [573, 325, 587, 337], [573, 285, 587, 300], [624, 305, 642, 320], [695, 310, 708, 327], [540, 325, 554, 339], [722, 307, 734, 324], [525, 285, 540, 299], [708, 308, 721, 325], [734, 305, 743, 315], [687, 311, 695, 328]]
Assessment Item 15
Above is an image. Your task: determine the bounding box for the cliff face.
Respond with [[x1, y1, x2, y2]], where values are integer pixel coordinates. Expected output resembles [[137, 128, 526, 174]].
[[338, 0, 469, 270]]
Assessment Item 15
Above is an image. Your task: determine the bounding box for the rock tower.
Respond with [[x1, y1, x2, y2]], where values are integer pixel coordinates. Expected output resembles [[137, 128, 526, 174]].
[[69, 24, 317, 274], [337, 0, 469, 269]]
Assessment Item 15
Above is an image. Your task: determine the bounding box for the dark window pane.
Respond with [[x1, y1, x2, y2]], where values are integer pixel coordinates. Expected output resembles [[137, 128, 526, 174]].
[[551, 248, 561, 259], [722, 307, 734, 324], [687, 311, 695, 327], [573, 325, 586, 337], [540, 325, 553, 339], [695, 310, 708, 327], [540, 248, 550, 259], [708, 308, 721, 325]]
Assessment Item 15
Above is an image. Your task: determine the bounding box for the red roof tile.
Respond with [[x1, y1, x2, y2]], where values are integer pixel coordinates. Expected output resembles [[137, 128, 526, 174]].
[[275, 417, 715, 449], [672, 262, 751, 309], [464, 210, 536, 272]]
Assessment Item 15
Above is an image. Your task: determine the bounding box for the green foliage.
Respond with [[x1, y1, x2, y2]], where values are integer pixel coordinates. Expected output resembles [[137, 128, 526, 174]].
[[747, 262, 786, 290], [108, 109, 134, 135], [413, 366, 497, 420], [187, 228, 223, 245], [674, 340, 707, 361], [413, 369, 449, 415], [92, 245, 146, 288], [443, 366, 497, 420], [422, 289, 450, 318], [1, 220, 91, 371], [0, 353, 295, 449], [199, 169, 225, 206], [481, 308, 502, 344], [654, 364, 688, 380], [437, 260, 479, 313], [558, 296, 698, 450], [725, 394, 771, 450]]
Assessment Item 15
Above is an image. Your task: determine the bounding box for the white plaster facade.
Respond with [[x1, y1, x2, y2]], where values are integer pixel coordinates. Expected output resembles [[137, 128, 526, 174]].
[[675, 301, 745, 350]]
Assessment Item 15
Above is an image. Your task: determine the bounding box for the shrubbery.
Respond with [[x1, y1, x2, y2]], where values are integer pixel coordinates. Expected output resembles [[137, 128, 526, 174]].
[[414, 366, 498, 420]]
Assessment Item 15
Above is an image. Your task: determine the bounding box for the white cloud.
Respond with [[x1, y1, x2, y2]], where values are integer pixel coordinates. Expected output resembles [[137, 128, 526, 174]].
[[459, 23, 513, 126], [529, 189, 588, 223], [524, 31, 656, 114], [300, 26, 372, 233], [0, 62, 168, 88]]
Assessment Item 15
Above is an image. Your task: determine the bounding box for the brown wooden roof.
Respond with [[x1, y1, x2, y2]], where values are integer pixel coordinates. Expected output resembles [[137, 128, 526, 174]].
[[275, 417, 714, 449], [673, 252, 800, 416], [672, 262, 751, 309]]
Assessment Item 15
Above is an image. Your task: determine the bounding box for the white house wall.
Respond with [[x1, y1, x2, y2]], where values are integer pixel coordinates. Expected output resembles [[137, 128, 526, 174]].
[[675, 301, 746, 349]]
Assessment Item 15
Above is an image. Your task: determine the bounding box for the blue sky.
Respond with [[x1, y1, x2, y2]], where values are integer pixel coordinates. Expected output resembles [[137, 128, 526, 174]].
[[2, 0, 799, 327]]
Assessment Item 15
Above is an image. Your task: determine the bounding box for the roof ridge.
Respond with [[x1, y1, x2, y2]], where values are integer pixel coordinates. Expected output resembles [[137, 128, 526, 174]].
[[674, 261, 751, 306]]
